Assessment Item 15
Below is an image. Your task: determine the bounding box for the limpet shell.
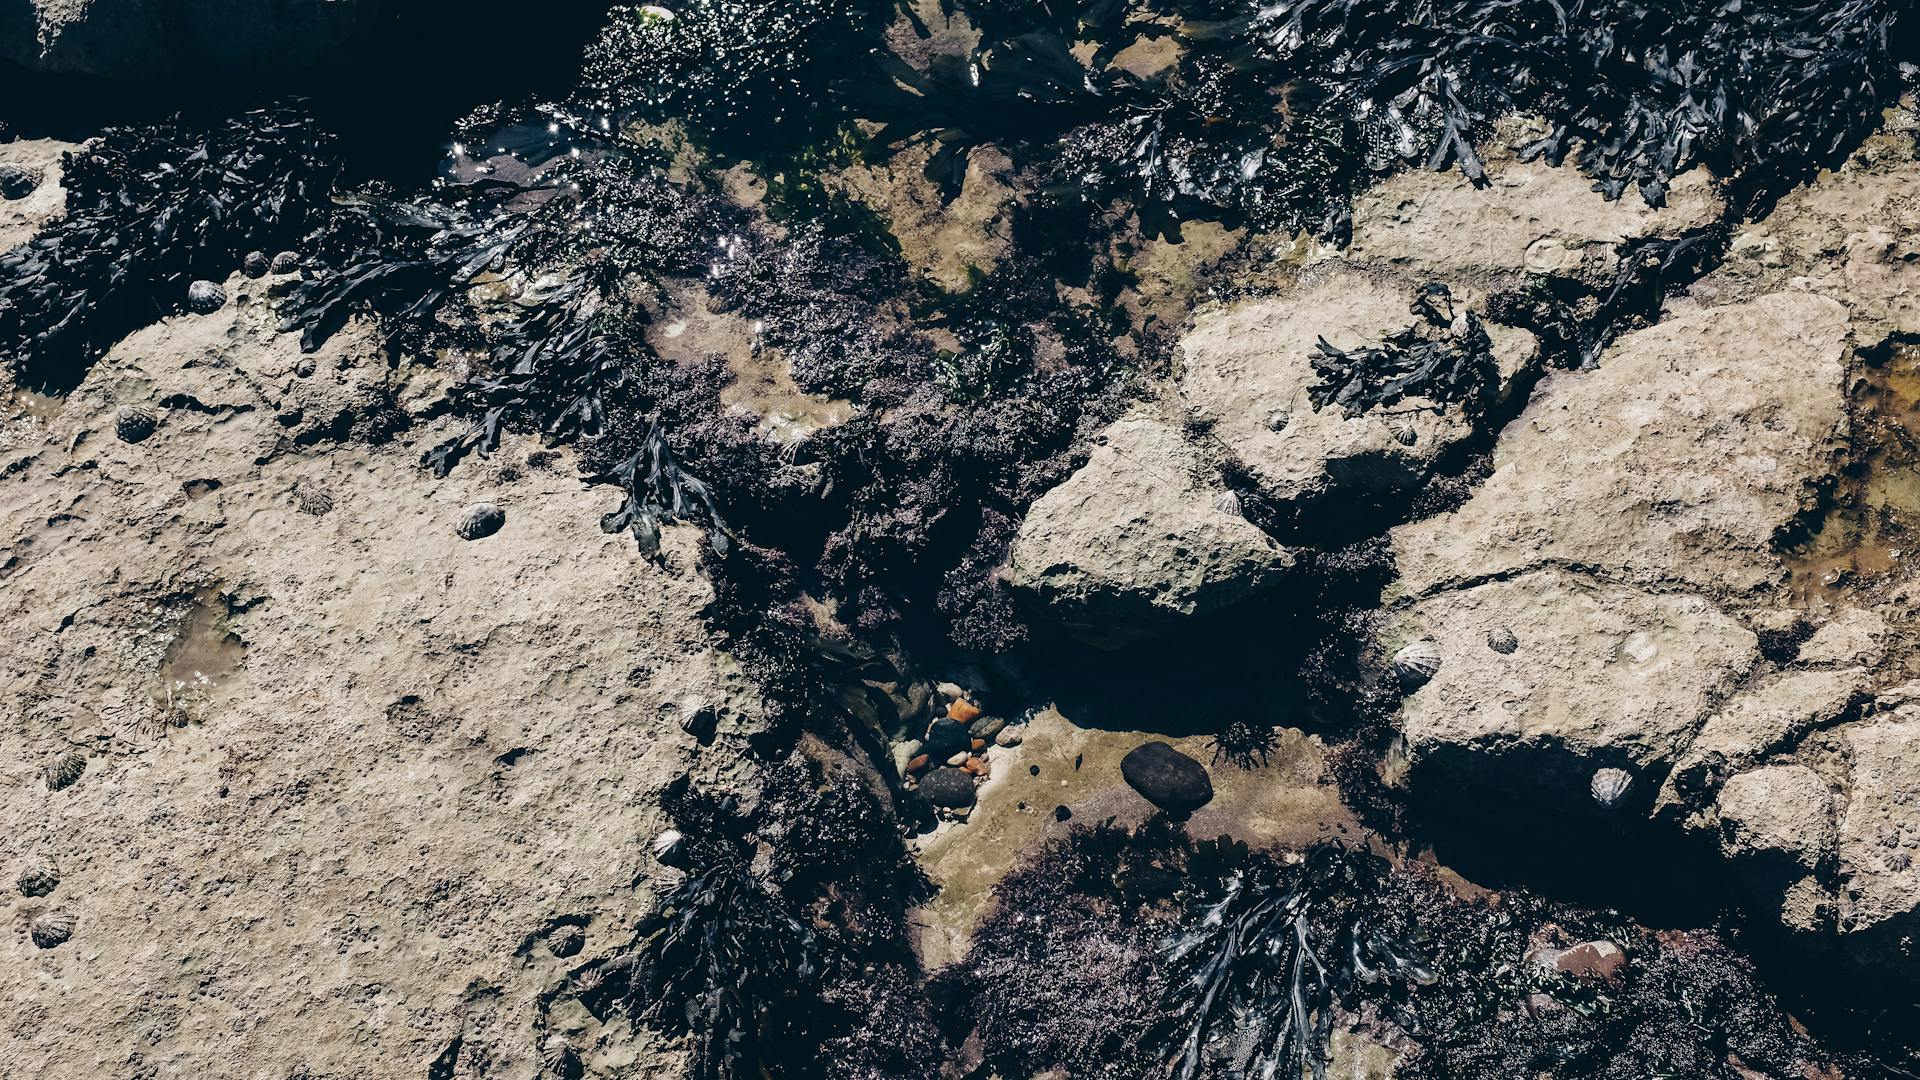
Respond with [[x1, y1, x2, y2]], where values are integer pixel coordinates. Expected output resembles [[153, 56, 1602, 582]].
[[1265, 409, 1291, 432], [1590, 767, 1633, 809], [0, 163, 41, 200], [29, 910, 75, 949], [186, 280, 226, 314], [539, 1033, 579, 1071], [1386, 416, 1418, 447], [652, 828, 688, 868], [1487, 626, 1519, 654], [242, 251, 270, 278], [1391, 639, 1441, 688], [270, 250, 302, 274], [115, 405, 157, 444], [44, 751, 86, 791], [1213, 490, 1243, 517], [546, 925, 584, 958], [455, 502, 505, 540], [17, 855, 58, 898], [291, 479, 334, 516]]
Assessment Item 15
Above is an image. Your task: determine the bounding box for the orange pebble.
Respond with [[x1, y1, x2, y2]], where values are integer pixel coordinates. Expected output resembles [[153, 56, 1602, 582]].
[[907, 754, 930, 774], [948, 698, 982, 723]]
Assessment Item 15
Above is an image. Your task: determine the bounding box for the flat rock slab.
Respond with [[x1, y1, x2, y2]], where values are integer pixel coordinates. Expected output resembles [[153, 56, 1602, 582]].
[[1393, 292, 1850, 600], [1177, 266, 1538, 513], [1398, 568, 1758, 812], [1008, 410, 1292, 638], [1836, 711, 1920, 973], [1349, 156, 1721, 283]]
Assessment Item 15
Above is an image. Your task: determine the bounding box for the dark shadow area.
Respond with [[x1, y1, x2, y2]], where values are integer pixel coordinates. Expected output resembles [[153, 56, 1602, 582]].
[[0, 0, 614, 182]]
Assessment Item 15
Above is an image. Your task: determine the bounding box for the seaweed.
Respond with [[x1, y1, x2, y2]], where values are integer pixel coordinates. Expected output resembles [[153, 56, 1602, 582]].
[[1162, 842, 1437, 1080], [1209, 719, 1279, 768], [592, 425, 734, 557], [0, 102, 338, 390], [1307, 283, 1498, 418]]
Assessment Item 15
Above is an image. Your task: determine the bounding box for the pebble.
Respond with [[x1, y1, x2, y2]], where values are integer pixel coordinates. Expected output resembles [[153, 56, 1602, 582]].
[[946, 751, 969, 767], [924, 717, 970, 758], [1120, 741, 1214, 817], [947, 698, 983, 723], [971, 716, 1006, 740], [994, 726, 1023, 748], [935, 681, 967, 701], [906, 754, 930, 774], [919, 768, 976, 809], [1054, 806, 1072, 822]]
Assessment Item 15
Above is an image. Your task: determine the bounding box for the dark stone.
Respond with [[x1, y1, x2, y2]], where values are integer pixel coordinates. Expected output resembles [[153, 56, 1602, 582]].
[[0, 163, 39, 200], [1054, 805, 1072, 822], [1120, 741, 1214, 817], [924, 717, 970, 758], [919, 768, 976, 809]]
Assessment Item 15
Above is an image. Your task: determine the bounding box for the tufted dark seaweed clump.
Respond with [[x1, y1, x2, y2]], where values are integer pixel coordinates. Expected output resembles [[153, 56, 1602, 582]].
[[0, 103, 337, 391], [1307, 283, 1498, 419]]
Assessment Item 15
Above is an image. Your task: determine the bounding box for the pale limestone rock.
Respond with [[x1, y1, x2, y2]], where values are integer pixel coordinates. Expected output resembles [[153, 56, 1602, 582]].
[[1009, 410, 1292, 641], [1393, 293, 1850, 599]]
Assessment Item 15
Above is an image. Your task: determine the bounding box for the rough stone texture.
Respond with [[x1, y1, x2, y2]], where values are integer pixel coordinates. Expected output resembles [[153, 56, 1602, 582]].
[[1716, 765, 1836, 935], [1700, 124, 1920, 341], [1798, 607, 1893, 667], [2, 0, 385, 78], [1176, 266, 1539, 513], [1397, 568, 1758, 812], [1835, 711, 1920, 973], [1658, 667, 1870, 826], [1349, 153, 1721, 285], [0, 138, 73, 252], [1393, 293, 1850, 599], [0, 292, 751, 1077], [1008, 409, 1293, 639]]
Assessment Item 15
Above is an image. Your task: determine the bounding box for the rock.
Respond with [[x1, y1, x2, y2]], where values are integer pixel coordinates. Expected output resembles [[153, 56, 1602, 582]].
[[1527, 939, 1628, 985], [0, 162, 38, 199], [918, 768, 977, 810], [0, 138, 75, 251], [1119, 741, 1214, 817], [1798, 608, 1892, 667], [455, 502, 505, 541], [1716, 765, 1836, 935], [970, 716, 1006, 741], [1398, 569, 1757, 814], [1393, 293, 1851, 598], [1658, 667, 1870, 824], [994, 725, 1023, 748], [1177, 267, 1540, 515], [1, 0, 385, 79], [947, 698, 982, 723], [906, 754, 930, 775], [1835, 711, 1920, 972], [1348, 154, 1721, 284], [924, 717, 971, 759], [1008, 411, 1294, 641]]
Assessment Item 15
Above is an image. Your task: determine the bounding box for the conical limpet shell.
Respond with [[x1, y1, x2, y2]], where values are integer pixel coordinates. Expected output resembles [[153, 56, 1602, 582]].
[[1213, 490, 1243, 517], [291, 479, 334, 516], [652, 828, 688, 868], [1590, 767, 1633, 809], [270, 251, 301, 274], [456, 502, 505, 541], [115, 405, 157, 444], [29, 910, 74, 949], [1487, 626, 1519, 654], [242, 251, 270, 279], [546, 925, 584, 958], [1391, 639, 1442, 689], [186, 280, 226, 314], [540, 1033, 579, 1071], [17, 855, 58, 898], [1386, 415, 1418, 447], [44, 752, 86, 791]]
